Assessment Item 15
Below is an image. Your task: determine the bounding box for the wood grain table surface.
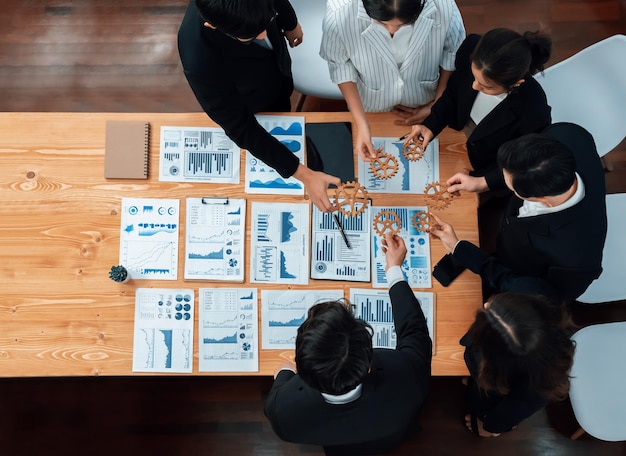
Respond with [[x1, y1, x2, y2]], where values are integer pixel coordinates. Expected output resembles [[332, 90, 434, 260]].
[[0, 111, 481, 377]]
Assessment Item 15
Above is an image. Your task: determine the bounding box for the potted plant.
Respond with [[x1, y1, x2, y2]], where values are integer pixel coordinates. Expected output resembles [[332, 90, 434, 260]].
[[109, 265, 130, 283]]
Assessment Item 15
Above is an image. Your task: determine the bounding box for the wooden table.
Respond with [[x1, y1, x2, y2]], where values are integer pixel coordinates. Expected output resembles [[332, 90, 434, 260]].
[[0, 112, 481, 377]]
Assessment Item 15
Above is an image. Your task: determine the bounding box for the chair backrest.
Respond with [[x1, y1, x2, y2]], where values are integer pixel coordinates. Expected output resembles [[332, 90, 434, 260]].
[[577, 193, 626, 303], [534, 35, 626, 157], [287, 0, 343, 99], [569, 321, 626, 441]]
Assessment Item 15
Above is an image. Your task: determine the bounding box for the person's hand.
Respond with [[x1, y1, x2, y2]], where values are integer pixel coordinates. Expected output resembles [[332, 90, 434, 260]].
[[446, 169, 489, 194], [293, 164, 341, 212], [381, 233, 407, 270], [429, 213, 460, 253], [392, 103, 433, 126], [402, 125, 433, 154], [274, 360, 297, 378], [284, 23, 303, 47], [355, 128, 377, 162]]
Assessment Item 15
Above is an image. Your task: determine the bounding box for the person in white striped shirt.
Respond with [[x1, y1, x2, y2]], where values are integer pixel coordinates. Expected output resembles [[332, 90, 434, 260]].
[[321, 0, 465, 161]]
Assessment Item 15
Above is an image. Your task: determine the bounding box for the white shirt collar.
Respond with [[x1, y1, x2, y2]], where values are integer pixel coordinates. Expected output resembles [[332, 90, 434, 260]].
[[321, 383, 363, 404], [518, 173, 585, 218]]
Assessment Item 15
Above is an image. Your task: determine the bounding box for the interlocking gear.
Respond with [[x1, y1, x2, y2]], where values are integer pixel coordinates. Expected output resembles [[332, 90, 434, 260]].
[[412, 210, 431, 233], [373, 210, 402, 236], [332, 181, 369, 217], [424, 181, 456, 210], [370, 153, 398, 180], [402, 139, 425, 161]]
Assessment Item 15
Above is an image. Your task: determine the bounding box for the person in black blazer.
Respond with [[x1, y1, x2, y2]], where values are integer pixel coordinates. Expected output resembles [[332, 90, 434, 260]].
[[264, 234, 432, 455], [403, 28, 551, 191], [178, 0, 340, 211], [495, 123, 607, 300]]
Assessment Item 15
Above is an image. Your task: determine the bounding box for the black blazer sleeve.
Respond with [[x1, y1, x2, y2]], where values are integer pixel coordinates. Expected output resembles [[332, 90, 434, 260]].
[[263, 369, 297, 438], [389, 281, 433, 374]]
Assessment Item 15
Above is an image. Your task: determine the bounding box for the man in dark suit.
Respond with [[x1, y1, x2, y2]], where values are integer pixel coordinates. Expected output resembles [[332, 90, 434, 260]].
[[264, 234, 432, 455], [495, 122, 607, 300], [178, 0, 339, 211]]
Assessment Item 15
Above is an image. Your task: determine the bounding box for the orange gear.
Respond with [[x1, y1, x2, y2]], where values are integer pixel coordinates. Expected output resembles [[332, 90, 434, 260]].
[[373, 210, 402, 236], [370, 153, 398, 180], [332, 181, 369, 217]]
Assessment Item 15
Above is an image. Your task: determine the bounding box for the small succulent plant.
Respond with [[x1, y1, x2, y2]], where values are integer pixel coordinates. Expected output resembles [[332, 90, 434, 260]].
[[109, 265, 129, 283]]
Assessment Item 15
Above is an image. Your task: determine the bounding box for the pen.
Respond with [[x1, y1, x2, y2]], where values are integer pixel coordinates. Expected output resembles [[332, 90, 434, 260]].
[[332, 213, 352, 249], [398, 133, 410, 141]]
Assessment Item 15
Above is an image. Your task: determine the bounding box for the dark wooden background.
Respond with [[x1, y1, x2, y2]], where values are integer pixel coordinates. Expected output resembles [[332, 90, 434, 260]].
[[1, 1, 625, 455]]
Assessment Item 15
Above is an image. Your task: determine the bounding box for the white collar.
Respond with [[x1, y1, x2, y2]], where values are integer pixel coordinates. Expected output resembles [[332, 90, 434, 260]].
[[321, 384, 363, 404]]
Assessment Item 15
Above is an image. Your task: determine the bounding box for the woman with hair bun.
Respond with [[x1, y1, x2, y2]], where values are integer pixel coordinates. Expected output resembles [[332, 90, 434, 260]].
[[403, 28, 552, 192], [462, 292, 574, 436]]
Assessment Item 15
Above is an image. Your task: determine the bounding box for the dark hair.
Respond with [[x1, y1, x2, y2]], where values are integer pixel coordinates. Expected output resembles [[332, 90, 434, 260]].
[[468, 293, 574, 401], [497, 133, 577, 198], [195, 0, 275, 39], [295, 301, 373, 395], [471, 28, 552, 90], [362, 0, 425, 24]]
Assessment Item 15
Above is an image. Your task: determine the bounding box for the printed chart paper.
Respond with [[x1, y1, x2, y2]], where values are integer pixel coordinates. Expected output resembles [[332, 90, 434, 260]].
[[358, 137, 439, 194], [245, 115, 305, 195], [350, 288, 435, 350], [159, 125, 240, 183], [132, 288, 194, 373], [119, 197, 179, 280], [261, 289, 345, 349], [371, 206, 432, 288], [250, 202, 310, 285], [184, 197, 245, 282], [198, 288, 258, 372], [310, 206, 371, 282]]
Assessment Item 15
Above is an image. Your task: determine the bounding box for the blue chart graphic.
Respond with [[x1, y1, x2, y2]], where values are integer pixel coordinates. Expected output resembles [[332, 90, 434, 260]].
[[280, 140, 301, 152], [256, 246, 276, 281], [280, 212, 297, 242], [268, 313, 306, 327], [139, 328, 174, 369], [256, 214, 271, 242], [185, 151, 232, 177], [205, 314, 238, 328], [318, 211, 364, 232], [268, 122, 303, 136], [268, 294, 307, 310], [227, 207, 241, 215], [376, 326, 395, 347], [315, 235, 334, 261], [336, 265, 357, 277], [279, 251, 296, 279], [136, 223, 178, 236], [359, 297, 394, 323], [123, 241, 175, 276], [204, 332, 237, 344], [367, 172, 386, 190], [249, 178, 302, 190], [188, 247, 224, 260], [239, 301, 253, 310], [392, 142, 412, 191], [241, 291, 254, 300]]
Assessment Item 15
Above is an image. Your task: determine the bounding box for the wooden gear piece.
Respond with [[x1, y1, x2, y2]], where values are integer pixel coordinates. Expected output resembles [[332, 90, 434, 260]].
[[373, 209, 402, 236], [369, 153, 398, 180], [424, 181, 456, 210], [332, 181, 369, 217], [412, 210, 431, 233], [402, 138, 425, 161]]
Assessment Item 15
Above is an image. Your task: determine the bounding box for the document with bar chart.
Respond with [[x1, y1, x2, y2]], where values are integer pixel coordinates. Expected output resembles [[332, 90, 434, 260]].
[[358, 137, 439, 194], [245, 115, 305, 195], [198, 288, 258, 372], [250, 202, 310, 285], [310, 206, 370, 282], [119, 197, 179, 280], [261, 289, 345, 349], [184, 197, 245, 282], [132, 288, 194, 373], [371, 206, 432, 289], [158, 125, 240, 183], [350, 288, 435, 351]]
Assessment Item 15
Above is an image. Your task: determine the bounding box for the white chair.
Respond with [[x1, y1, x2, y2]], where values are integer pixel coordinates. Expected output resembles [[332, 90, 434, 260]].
[[288, 0, 343, 110], [569, 321, 626, 441], [534, 35, 626, 158], [577, 193, 626, 304]]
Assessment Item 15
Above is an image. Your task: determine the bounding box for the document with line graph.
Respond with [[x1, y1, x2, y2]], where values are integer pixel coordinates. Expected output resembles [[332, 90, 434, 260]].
[[158, 125, 240, 183], [198, 288, 259, 372], [250, 202, 310, 285]]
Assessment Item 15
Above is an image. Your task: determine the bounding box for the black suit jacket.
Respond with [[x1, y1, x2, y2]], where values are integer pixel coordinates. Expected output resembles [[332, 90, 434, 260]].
[[263, 281, 432, 455], [496, 122, 607, 300], [177, 0, 299, 177], [422, 34, 551, 190]]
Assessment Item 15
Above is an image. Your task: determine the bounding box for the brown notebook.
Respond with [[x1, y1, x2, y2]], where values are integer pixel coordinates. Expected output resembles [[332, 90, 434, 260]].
[[104, 120, 150, 179]]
